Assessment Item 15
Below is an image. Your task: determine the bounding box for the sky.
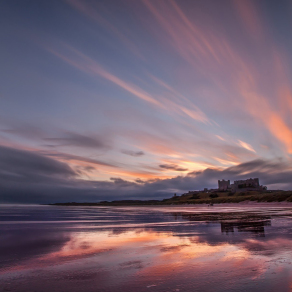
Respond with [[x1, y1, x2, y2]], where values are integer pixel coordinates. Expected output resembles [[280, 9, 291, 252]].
[[1, 0, 292, 203]]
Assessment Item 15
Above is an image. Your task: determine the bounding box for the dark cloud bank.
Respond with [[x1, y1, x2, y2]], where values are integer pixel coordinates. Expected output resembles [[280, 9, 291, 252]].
[[159, 164, 188, 172], [43, 132, 109, 149], [1, 145, 292, 204], [121, 149, 145, 157]]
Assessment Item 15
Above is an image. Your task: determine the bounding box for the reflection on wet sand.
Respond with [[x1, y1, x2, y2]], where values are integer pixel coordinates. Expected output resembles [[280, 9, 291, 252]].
[[221, 220, 271, 236], [173, 212, 272, 236], [1, 205, 292, 291]]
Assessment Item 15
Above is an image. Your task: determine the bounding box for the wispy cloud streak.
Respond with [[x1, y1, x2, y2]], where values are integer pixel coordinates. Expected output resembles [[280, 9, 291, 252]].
[[48, 44, 209, 124]]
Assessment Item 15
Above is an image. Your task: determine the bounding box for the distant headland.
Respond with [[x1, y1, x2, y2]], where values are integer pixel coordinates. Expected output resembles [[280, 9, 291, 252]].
[[50, 177, 292, 206]]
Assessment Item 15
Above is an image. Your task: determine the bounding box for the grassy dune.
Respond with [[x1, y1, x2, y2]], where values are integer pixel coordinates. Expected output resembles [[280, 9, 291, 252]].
[[51, 190, 292, 206], [162, 190, 292, 205]]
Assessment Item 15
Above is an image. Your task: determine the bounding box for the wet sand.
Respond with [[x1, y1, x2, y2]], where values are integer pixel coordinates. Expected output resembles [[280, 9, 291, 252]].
[[1, 204, 292, 291]]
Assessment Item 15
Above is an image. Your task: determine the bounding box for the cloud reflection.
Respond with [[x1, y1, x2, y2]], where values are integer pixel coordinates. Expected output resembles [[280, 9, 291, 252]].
[[2, 205, 292, 291]]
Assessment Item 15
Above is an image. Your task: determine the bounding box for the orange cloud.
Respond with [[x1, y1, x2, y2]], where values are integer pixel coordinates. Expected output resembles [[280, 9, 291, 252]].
[[216, 135, 225, 141], [238, 140, 256, 153], [213, 157, 239, 166], [267, 114, 292, 154]]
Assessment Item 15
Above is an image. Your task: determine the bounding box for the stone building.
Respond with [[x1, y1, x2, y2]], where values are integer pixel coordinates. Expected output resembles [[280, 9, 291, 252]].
[[218, 179, 230, 191], [218, 178, 266, 191], [233, 178, 260, 189]]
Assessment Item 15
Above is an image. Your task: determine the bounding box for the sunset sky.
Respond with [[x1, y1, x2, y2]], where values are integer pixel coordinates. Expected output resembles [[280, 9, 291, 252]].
[[1, 0, 292, 203]]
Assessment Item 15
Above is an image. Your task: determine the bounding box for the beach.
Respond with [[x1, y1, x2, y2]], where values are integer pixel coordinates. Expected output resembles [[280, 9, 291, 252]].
[[2, 204, 292, 291]]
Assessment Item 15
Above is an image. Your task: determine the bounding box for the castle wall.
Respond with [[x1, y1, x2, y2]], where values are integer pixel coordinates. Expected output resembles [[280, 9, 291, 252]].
[[219, 178, 264, 191], [234, 178, 260, 189]]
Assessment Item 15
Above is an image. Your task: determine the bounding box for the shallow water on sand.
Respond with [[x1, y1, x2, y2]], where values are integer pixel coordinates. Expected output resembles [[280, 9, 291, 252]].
[[2, 204, 292, 292]]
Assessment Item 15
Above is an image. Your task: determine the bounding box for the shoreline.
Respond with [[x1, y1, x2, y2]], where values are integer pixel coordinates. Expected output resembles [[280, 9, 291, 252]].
[[49, 200, 292, 207]]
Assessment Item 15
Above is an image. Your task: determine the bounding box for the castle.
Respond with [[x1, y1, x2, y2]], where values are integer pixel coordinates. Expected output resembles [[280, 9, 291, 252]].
[[183, 177, 267, 196], [218, 178, 266, 191]]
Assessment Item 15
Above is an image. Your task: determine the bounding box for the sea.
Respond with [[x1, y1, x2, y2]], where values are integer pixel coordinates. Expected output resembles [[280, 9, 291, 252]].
[[1, 203, 292, 292]]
